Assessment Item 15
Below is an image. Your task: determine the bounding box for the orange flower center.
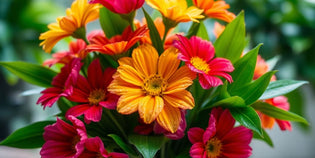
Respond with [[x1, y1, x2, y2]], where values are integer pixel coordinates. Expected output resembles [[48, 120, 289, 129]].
[[88, 89, 106, 105], [205, 137, 222, 158], [190, 57, 210, 73], [143, 75, 167, 96]]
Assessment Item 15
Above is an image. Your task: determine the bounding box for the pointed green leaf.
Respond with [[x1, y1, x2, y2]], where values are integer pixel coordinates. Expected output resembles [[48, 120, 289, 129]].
[[259, 80, 308, 100], [228, 44, 261, 92], [196, 21, 209, 40], [99, 7, 129, 38], [143, 8, 164, 55], [57, 97, 75, 115], [231, 71, 276, 105], [186, 22, 200, 38], [206, 96, 246, 109], [129, 135, 168, 158], [0, 61, 57, 87], [108, 134, 138, 156], [230, 107, 262, 135], [251, 102, 308, 125], [214, 11, 246, 63], [0, 121, 55, 148], [253, 129, 273, 147]]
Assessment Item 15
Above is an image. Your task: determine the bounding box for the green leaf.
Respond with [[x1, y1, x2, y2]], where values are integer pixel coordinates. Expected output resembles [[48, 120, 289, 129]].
[[196, 21, 209, 40], [259, 80, 308, 100], [129, 135, 168, 158], [251, 102, 308, 125], [0, 121, 55, 148], [231, 71, 276, 105], [186, 0, 193, 7], [0, 61, 57, 87], [214, 11, 246, 63], [108, 134, 138, 156], [99, 7, 129, 38], [230, 107, 262, 135], [228, 44, 261, 92], [143, 8, 164, 55], [57, 97, 75, 115], [253, 129, 273, 147], [186, 22, 200, 39], [207, 96, 246, 109]]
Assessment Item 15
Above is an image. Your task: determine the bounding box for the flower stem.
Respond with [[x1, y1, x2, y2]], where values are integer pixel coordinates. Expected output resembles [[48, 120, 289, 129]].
[[105, 109, 128, 139]]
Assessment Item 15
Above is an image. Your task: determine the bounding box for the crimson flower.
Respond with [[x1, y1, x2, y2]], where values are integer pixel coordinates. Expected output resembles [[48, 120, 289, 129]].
[[65, 59, 118, 122], [188, 108, 253, 158], [40, 116, 87, 158], [86, 26, 147, 55], [174, 35, 234, 89], [37, 58, 83, 108], [89, 0, 144, 14]]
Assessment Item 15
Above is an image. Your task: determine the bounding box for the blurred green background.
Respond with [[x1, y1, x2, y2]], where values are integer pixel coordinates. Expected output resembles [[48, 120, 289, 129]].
[[0, 0, 314, 157]]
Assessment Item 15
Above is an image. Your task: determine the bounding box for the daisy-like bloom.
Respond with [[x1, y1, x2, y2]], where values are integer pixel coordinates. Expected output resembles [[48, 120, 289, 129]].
[[188, 108, 253, 158], [259, 96, 292, 131], [174, 35, 234, 89], [86, 26, 147, 56], [213, 22, 225, 38], [65, 59, 118, 123], [108, 44, 196, 133], [40, 116, 88, 158], [39, 0, 100, 53], [146, 0, 204, 24], [37, 58, 83, 108], [90, 0, 144, 14], [254, 55, 276, 81], [193, 0, 236, 22], [79, 137, 128, 158], [43, 39, 88, 67]]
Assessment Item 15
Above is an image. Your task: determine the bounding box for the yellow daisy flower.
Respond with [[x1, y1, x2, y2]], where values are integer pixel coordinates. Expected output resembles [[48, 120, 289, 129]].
[[39, 0, 100, 53], [108, 44, 196, 133]]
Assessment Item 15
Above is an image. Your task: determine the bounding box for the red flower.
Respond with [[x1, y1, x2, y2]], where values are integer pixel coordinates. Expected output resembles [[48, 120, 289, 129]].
[[37, 58, 83, 108], [65, 59, 118, 122], [43, 39, 88, 67], [174, 35, 234, 89], [40, 116, 87, 158], [79, 137, 128, 158], [188, 108, 253, 158], [89, 0, 144, 14], [86, 26, 147, 55]]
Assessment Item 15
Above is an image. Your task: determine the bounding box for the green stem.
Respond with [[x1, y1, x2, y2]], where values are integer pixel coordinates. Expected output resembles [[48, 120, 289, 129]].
[[105, 109, 128, 139]]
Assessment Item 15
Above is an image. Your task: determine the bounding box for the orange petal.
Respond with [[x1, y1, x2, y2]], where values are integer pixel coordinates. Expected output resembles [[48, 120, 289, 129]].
[[108, 77, 143, 96], [164, 77, 193, 94], [117, 94, 144, 115], [138, 95, 164, 124], [118, 57, 133, 67], [168, 65, 196, 83], [117, 65, 144, 86], [157, 103, 181, 133], [164, 90, 194, 109], [261, 114, 275, 129], [158, 47, 180, 80]]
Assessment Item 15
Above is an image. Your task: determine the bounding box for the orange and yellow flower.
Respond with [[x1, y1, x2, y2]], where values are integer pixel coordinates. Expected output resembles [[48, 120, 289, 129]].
[[108, 44, 196, 133], [193, 0, 235, 22], [213, 22, 225, 38], [39, 0, 100, 53], [146, 0, 204, 24]]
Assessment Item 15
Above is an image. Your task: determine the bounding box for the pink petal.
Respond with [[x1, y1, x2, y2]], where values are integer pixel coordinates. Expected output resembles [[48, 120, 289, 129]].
[[203, 114, 216, 144], [189, 142, 205, 158], [188, 127, 205, 144], [65, 104, 91, 118], [84, 105, 103, 122]]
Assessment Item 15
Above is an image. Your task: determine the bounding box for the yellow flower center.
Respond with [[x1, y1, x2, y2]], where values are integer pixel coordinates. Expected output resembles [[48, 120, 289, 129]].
[[143, 75, 167, 96], [88, 89, 106, 105], [190, 57, 210, 73], [205, 137, 222, 158]]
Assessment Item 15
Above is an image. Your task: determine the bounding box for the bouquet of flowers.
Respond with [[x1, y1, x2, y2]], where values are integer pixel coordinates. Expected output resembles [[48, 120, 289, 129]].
[[0, 0, 309, 157]]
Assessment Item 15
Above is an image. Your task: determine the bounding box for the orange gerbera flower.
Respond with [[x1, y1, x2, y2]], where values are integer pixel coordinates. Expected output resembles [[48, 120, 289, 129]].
[[146, 0, 204, 24], [108, 44, 196, 133], [213, 22, 225, 38], [193, 0, 235, 22], [39, 0, 100, 53]]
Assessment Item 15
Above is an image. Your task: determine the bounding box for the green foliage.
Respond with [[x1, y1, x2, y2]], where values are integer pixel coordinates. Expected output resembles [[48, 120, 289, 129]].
[[129, 135, 168, 158], [108, 134, 138, 156], [0, 61, 57, 87], [207, 96, 246, 109], [230, 107, 262, 135], [57, 97, 75, 115], [186, 22, 200, 39], [196, 21, 209, 41], [0, 121, 55, 148], [253, 129, 273, 147]]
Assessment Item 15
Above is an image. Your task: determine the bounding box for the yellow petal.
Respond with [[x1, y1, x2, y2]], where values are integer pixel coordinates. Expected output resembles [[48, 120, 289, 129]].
[[138, 95, 164, 124], [157, 103, 181, 133], [118, 57, 133, 67], [117, 65, 144, 86], [163, 90, 195, 109], [164, 77, 193, 94], [158, 47, 180, 80], [108, 77, 143, 96], [117, 94, 144, 115], [168, 65, 196, 84]]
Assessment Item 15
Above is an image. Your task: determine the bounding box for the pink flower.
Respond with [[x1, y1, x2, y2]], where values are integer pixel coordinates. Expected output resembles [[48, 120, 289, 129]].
[[174, 35, 234, 89], [65, 59, 118, 123], [43, 39, 88, 67], [86, 26, 147, 55], [89, 0, 145, 14], [37, 58, 83, 108], [40, 116, 88, 158], [79, 137, 128, 158], [188, 108, 253, 158]]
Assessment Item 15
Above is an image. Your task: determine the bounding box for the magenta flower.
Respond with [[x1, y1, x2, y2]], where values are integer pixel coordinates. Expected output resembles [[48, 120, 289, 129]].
[[40, 116, 87, 158], [37, 58, 83, 108], [89, 0, 145, 14], [188, 108, 253, 158], [174, 35, 234, 89], [65, 59, 118, 123]]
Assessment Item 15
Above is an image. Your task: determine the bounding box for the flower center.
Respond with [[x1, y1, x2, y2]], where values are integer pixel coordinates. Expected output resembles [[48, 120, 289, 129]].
[[190, 57, 210, 73], [143, 75, 167, 96], [88, 89, 106, 105], [205, 137, 222, 158]]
